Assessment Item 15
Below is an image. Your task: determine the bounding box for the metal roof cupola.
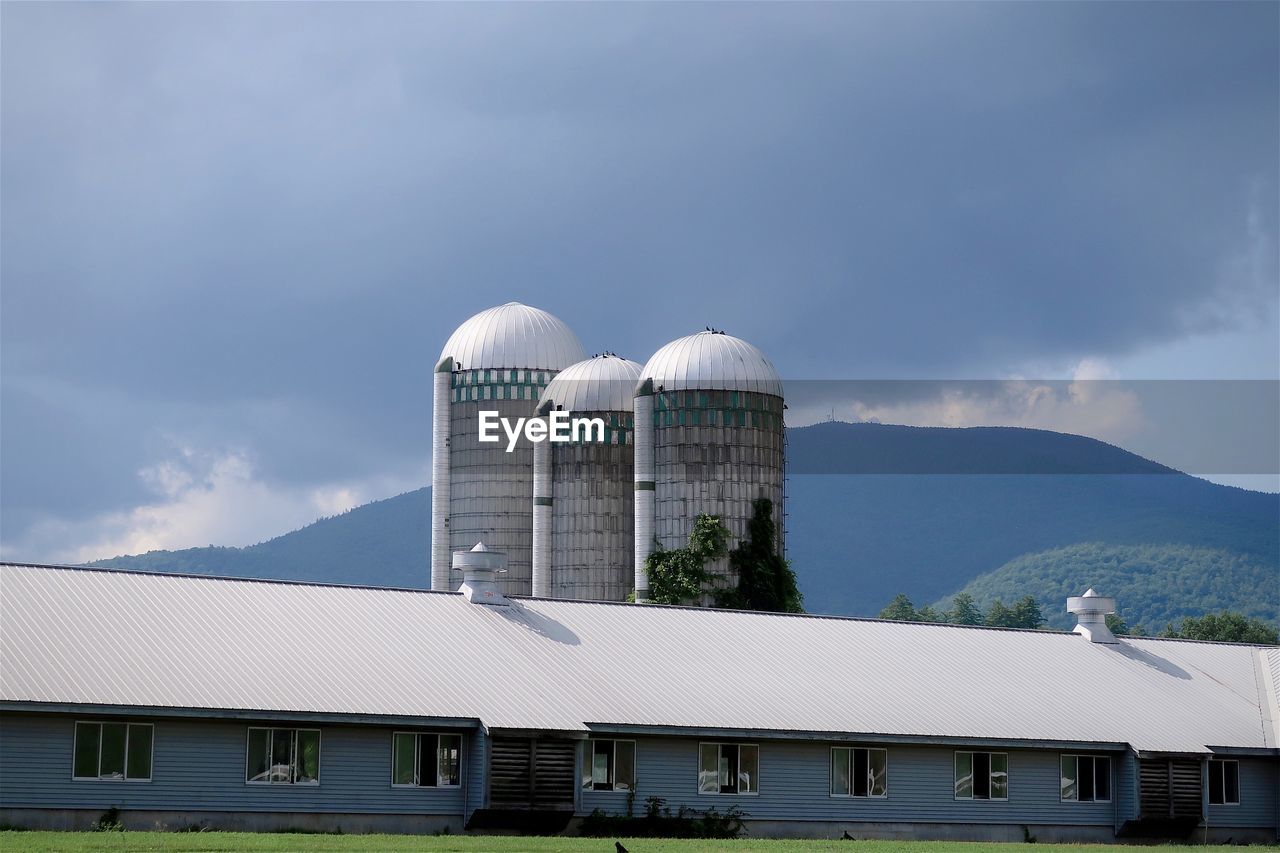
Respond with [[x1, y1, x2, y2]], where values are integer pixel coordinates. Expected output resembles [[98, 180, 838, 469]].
[[1067, 588, 1118, 644], [454, 542, 509, 606]]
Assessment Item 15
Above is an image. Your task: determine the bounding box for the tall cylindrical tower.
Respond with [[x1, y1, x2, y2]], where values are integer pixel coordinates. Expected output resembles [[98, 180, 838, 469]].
[[431, 302, 585, 594], [532, 354, 642, 601], [635, 330, 785, 598]]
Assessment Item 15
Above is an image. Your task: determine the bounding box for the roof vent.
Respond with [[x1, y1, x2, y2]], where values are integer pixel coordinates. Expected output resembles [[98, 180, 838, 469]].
[[1066, 588, 1117, 644], [454, 542, 509, 606]]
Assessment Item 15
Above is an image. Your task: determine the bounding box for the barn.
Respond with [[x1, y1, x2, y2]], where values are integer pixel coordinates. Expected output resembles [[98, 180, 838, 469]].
[[1, 560, 1276, 842]]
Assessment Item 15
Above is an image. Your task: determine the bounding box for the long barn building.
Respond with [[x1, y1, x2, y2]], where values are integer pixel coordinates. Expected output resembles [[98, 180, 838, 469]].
[[1, 561, 1277, 842]]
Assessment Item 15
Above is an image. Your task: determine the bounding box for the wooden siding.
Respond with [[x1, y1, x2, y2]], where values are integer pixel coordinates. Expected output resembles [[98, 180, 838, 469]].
[[1207, 758, 1279, 829], [583, 737, 1123, 827], [0, 713, 467, 816]]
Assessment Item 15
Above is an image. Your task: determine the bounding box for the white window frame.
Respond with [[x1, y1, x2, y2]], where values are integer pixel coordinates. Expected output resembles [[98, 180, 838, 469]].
[[244, 727, 321, 786], [954, 750, 1009, 801], [1059, 754, 1112, 803], [71, 721, 154, 782], [1208, 758, 1240, 806], [390, 731, 463, 788], [582, 738, 636, 792], [829, 746, 889, 798], [697, 742, 760, 796]]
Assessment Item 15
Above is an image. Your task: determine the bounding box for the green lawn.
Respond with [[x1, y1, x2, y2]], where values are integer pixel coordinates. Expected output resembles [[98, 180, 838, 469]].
[[0, 834, 1260, 853]]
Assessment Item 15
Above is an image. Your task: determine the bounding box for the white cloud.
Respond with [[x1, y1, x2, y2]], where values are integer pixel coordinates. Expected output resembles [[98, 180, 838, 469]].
[[5, 444, 424, 564]]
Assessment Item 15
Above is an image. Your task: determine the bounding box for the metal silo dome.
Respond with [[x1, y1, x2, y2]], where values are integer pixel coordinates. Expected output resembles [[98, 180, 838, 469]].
[[540, 353, 643, 413], [439, 302, 585, 372], [640, 330, 783, 397]]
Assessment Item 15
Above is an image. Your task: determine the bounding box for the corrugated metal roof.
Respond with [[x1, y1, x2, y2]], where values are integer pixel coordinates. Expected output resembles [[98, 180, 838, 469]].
[[2, 563, 1274, 754], [440, 302, 585, 372], [641, 330, 783, 397], [540, 354, 642, 414]]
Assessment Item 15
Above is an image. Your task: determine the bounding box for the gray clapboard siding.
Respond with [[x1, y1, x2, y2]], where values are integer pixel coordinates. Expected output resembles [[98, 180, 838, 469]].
[[0, 713, 467, 816], [581, 737, 1119, 827], [1207, 758, 1279, 829]]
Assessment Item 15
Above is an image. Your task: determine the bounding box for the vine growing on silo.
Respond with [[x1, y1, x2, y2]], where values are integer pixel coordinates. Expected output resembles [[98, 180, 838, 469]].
[[644, 514, 729, 604]]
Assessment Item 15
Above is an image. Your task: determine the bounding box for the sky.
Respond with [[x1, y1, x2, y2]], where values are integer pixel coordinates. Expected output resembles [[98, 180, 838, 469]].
[[2, 2, 1277, 563]]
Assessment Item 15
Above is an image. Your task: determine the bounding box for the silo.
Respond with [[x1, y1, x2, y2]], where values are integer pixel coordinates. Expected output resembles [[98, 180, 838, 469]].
[[531, 354, 642, 601], [431, 302, 585, 594], [633, 330, 785, 601]]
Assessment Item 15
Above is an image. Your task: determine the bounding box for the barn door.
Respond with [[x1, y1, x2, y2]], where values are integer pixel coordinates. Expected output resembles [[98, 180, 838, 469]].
[[1139, 758, 1202, 819], [488, 736, 576, 811]]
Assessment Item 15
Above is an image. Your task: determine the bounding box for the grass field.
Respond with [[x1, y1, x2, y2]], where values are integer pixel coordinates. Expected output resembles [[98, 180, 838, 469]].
[[0, 834, 1261, 853]]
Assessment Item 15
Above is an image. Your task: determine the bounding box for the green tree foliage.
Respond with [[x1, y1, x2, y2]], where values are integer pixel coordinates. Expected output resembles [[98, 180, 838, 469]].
[[878, 594, 919, 621], [644, 515, 729, 605], [933, 542, 1279, 635], [1160, 612, 1279, 645], [1104, 613, 1144, 636], [717, 499, 803, 613], [947, 592, 984, 625]]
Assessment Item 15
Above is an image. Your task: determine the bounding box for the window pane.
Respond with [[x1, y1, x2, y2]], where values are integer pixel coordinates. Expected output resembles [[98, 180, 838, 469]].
[[418, 734, 437, 787], [295, 730, 319, 783], [719, 746, 738, 794], [699, 744, 718, 794], [869, 749, 888, 797], [615, 742, 635, 793], [1209, 761, 1224, 805], [738, 745, 758, 794], [247, 729, 270, 782], [592, 740, 612, 788], [581, 742, 594, 790], [1094, 757, 1110, 802], [955, 752, 973, 799], [990, 753, 1008, 800], [973, 752, 991, 799], [1224, 762, 1239, 804], [393, 734, 416, 785], [126, 725, 152, 780], [853, 748, 869, 797], [439, 735, 461, 787], [99, 723, 126, 780], [74, 723, 100, 779], [831, 748, 851, 796], [269, 730, 292, 782], [1079, 756, 1095, 801], [1060, 755, 1077, 801]]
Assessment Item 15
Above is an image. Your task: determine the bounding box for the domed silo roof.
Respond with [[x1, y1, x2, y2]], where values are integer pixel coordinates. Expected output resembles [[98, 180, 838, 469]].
[[541, 353, 643, 413], [440, 302, 585, 371], [640, 330, 783, 397]]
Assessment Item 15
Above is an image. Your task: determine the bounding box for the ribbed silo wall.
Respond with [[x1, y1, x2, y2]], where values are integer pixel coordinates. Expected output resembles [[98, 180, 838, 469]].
[[652, 389, 785, 591], [550, 412, 634, 601], [447, 367, 556, 594]]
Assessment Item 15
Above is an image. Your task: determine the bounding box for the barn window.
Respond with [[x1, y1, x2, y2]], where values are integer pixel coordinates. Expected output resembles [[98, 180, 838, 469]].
[[954, 751, 1008, 800], [830, 747, 888, 797], [698, 743, 758, 795], [392, 732, 462, 787], [1208, 759, 1240, 805], [581, 739, 635, 791], [245, 728, 320, 785], [73, 722, 152, 781], [1060, 755, 1111, 802]]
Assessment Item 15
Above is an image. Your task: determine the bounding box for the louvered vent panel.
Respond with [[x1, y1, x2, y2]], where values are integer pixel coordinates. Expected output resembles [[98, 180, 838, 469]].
[[488, 737, 532, 808]]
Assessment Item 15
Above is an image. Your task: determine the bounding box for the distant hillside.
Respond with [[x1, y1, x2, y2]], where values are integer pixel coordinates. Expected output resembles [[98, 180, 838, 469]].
[[931, 543, 1277, 633], [87, 422, 1278, 623]]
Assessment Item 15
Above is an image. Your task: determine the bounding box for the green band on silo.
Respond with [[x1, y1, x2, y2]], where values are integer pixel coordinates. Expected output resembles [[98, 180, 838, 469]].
[[635, 481, 655, 491], [534, 496, 553, 506]]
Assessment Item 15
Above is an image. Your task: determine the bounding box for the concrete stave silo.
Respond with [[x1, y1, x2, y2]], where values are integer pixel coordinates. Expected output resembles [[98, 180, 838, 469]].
[[633, 330, 785, 601], [432, 302, 585, 594], [532, 353, 641, 601]]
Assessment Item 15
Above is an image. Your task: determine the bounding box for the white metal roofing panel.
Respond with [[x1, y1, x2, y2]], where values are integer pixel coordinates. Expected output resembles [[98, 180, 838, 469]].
[[640, 331, 783, 397], [540, 354, 642, 414], [1, 564, 1272, 753], [440, 302, 585, 372]]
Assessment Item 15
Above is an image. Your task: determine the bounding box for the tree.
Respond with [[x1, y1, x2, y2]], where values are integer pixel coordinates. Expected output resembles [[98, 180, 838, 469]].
[[879, 594, 919, 622], [947, 593, 984, 626], [985, 598, 1014, 628], [719, 499, 804, 613], [645, 514, 729, 605], [916, 605, 942, 623], [1009, 595, 1046, 629], [1160, 612, 1279, 645]]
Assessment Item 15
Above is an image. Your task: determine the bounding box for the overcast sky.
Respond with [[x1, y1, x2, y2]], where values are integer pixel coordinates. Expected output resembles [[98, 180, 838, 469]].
[[2, 2, 1277, 562]]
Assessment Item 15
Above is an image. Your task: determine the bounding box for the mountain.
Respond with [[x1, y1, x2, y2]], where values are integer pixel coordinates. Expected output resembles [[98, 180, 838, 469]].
[[931, 542, 1278, 632], [86, 422, 1279, 629]]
